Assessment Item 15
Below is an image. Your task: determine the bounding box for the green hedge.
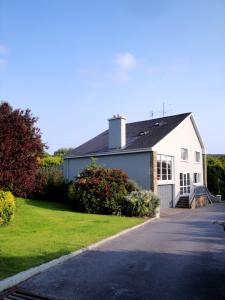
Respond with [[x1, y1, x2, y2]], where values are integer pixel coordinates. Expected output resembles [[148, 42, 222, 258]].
[[0, 190, 16, 225]]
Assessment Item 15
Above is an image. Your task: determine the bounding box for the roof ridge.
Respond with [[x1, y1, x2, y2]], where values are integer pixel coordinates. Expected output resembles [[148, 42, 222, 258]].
[[126, 112, 191, 125]]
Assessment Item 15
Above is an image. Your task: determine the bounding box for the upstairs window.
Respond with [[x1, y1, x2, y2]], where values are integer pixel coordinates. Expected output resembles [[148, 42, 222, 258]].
[[157, 154, 173, 181], [194, 172, 201, 183], [195, 151, 201, 162], [181, 148, 188, 160]]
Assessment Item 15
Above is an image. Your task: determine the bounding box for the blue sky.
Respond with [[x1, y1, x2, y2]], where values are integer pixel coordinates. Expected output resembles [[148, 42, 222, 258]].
[[0, 0, 225, 154]]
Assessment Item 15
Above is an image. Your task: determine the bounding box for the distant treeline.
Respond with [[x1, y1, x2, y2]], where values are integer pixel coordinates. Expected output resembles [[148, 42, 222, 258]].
[[207, 155, 225, 199]]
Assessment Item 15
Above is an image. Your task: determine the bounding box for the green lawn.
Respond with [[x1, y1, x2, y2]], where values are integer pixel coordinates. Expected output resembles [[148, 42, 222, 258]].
[[0, 198, 144, 280]]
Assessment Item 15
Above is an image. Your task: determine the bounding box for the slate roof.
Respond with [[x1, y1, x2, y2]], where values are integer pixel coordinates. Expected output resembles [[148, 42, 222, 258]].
[[65, 112, 191, 158]]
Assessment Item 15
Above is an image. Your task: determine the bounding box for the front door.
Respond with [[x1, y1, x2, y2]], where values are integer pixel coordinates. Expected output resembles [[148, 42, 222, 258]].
[[180, 173, 190, 195]]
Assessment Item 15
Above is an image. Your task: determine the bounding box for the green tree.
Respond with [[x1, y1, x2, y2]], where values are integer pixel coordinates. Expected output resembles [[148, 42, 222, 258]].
[[207, 155, 225, 199], [53, 148, 73, 157]]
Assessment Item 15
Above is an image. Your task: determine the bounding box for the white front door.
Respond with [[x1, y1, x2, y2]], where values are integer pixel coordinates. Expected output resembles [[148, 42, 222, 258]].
[[180, 173, 190, 195]]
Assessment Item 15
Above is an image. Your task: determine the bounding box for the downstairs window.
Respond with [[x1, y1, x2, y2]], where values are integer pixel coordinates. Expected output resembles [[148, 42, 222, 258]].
[[157, 154, 174, 181]]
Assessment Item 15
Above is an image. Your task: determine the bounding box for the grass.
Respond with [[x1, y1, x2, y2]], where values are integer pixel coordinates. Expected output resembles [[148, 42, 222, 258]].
[[0, 198, 144, 280]]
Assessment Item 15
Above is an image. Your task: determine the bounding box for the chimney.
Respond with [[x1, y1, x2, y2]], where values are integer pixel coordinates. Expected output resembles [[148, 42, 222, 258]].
[[108, 114, 126, 149]]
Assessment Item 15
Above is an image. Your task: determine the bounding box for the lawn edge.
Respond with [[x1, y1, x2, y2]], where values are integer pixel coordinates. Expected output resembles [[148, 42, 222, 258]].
[[0, 216, 158, 293]]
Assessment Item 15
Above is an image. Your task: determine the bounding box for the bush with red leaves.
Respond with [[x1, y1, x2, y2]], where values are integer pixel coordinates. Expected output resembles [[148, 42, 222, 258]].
[[0, 102, 44, 197], [68, 163, 140, 215]]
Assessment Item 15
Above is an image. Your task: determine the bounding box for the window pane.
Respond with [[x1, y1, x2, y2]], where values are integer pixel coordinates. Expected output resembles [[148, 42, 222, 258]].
[[194, 173, 197, 183], [187, 173, 190, 185], [181, 148, 188, 160], [195, 152, 200, 162], [184, 174, 186, 185], [180, 173, 183, 185], [157, 161, 161, 180]]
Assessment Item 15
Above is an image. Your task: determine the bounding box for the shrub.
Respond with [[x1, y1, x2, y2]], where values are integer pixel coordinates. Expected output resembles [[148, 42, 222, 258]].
[[33, 167, 68, 202], [0, 190, 16, 225], [120, 190, 160, 217], [68, 164, 139, 215], [38, 155, 63, 168]]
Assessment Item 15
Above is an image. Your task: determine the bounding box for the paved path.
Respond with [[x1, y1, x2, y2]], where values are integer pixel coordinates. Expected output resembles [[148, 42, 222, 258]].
[[20, 204, 225, 300]]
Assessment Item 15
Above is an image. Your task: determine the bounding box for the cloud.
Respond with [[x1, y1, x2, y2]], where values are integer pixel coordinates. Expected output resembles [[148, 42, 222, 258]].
[[113, 52, 137, 83], [115, 52, 137, 71], [0, 59, 7, 67], [0, 45, 9, 54]]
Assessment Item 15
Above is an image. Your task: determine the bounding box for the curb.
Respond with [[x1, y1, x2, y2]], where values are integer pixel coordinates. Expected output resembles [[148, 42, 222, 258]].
[[0, 216, 158, 293]]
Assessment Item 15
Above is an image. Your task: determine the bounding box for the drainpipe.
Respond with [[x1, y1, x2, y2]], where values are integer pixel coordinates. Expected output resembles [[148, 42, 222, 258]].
[[202, 154, 207, 187]]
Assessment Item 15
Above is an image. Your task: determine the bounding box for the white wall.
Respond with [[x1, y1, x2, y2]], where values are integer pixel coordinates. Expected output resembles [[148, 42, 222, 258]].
[[64, 152, 151, 189], [153, 115, 204, 204]]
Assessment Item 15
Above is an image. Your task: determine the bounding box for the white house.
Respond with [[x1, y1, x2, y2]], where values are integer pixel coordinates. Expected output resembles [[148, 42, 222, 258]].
[[64, 113, 208, 208]]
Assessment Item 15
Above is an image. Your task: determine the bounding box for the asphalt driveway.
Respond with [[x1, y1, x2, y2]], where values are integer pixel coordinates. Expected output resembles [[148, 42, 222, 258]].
[[19, 204, 225, 300]]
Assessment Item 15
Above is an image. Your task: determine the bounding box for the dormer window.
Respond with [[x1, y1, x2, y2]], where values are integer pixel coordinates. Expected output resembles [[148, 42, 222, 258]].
[[181, 148, 188, 161]]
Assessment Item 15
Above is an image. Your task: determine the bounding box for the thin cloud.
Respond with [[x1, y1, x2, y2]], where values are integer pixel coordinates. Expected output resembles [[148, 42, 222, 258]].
[[0, 59, 7, 67], [113, 52, 137, 83], [0, 45, 9, 54]]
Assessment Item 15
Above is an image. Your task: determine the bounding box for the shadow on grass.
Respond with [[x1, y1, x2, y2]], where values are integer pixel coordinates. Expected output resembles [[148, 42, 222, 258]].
[[19, 198, 73, 212], [0, 249, 69, 280]]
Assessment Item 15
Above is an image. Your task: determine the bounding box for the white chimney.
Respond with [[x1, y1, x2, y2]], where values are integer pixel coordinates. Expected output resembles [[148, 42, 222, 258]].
[[108, 115, 126, 149]]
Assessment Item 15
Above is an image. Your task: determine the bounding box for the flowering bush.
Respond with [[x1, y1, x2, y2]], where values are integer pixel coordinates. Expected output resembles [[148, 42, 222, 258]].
[[120, 190, 160, 217], [0, 190, 16, 225], [68, 164, 139, 215]]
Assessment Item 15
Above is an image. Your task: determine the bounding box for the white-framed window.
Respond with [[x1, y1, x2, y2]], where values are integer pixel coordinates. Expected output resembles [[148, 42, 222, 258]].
[[180, 173, 190, 194], [195, 151, 201, 162], [194, 172, 201, 183], [181, 148, 188, 160], [157, 154, 173, 181]]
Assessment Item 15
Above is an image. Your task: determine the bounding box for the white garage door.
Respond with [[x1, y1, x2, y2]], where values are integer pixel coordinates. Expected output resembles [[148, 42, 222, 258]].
[[158, 184, 174, 208]]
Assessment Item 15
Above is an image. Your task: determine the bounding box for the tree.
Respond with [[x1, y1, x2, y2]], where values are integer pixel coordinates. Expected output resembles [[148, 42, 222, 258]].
[[0, 102, 45, 197], [207, 155, 225, 199], [53, 147, 73, 157]]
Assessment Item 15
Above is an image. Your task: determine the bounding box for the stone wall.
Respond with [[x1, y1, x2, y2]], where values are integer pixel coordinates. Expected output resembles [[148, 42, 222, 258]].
[[150, 151, 157, 193], [191, 195, 209, 208]]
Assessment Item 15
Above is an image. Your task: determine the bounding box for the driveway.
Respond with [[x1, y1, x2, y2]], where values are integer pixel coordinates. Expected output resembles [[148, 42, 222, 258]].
[[19, 204, 225, 300]]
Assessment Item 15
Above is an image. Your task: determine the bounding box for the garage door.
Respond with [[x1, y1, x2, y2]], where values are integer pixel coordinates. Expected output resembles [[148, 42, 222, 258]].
[[158, 184, 174, 208]]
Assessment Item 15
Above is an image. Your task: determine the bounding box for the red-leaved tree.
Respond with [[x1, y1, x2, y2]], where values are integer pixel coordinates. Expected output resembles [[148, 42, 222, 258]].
[[0, 102, 45, 197]]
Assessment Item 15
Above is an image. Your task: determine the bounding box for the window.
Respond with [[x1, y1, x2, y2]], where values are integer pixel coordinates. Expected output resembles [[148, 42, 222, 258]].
[[157, 154, 173, 180], [194, 172, 201, 183], [195, 151, 200, 162], [180, 173, 190, 194], [181, 148, 188, 160]]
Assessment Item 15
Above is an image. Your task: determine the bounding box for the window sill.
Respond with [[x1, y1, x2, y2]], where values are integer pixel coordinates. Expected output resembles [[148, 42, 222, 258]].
[[157, 180, 175, 185]]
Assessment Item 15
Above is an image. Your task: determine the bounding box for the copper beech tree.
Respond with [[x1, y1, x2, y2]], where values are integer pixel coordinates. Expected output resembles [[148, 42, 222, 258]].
[[0, 102, 45, 197]]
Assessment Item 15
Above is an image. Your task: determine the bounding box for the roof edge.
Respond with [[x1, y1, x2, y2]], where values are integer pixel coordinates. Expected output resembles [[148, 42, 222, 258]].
[[152, 112, 192, 149], [64, 147, 153, 159]]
